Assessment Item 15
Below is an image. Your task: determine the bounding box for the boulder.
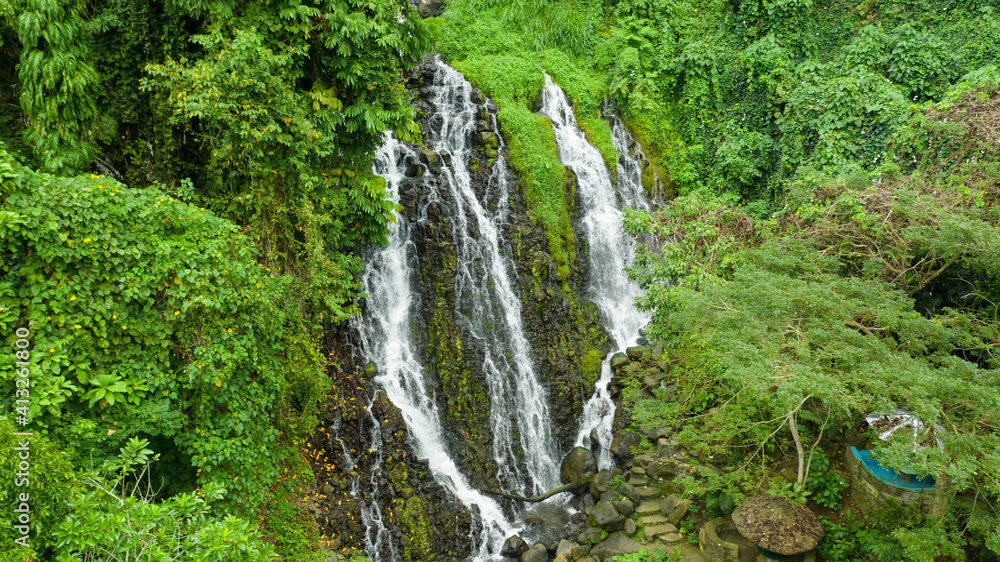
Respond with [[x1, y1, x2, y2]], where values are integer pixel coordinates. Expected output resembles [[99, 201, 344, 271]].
[[624, 518, 637, 536], [589, 499, 624, 532], [625, 346, 646, 360], [610, 352, 629, 370], [660, 494, 691, 526], [577, 527, 604, 545], [588, 532, 642, 561], [416, 0, 443, 17], [641, 375, 660, 391], [560, 447, 598, 493], [616, 498, 635, 518], [473, 131, 497, 148], [421, 150, 443, 173], [589, 469, 614, 498], [731, 493, 825, 556], [618, 482, 641, 505], [646, 460, 679, 480], [553, 539, 579, 562], [501, 535, 528, 558], [599, 491, 624, 506], [520, 543, 548, 562], [609, 431, 640, 458]]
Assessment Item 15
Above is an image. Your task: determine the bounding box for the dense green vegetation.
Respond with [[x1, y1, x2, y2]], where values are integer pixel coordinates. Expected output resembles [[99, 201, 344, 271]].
[[3, 0, 1000, 559], [612, 4, 1000, 559], [2, 0, 428, 558]]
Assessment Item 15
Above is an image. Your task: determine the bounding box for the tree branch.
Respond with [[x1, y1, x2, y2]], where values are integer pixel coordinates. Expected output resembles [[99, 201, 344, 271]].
[[482, 477, 591, 503]]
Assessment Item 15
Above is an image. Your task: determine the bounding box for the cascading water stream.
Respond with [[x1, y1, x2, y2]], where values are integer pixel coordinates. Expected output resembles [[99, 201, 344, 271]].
[[357, 133, 513, 560], [539, 75, 651, 469], [422, 60, 560, 496], [609, 115, 654, 213]]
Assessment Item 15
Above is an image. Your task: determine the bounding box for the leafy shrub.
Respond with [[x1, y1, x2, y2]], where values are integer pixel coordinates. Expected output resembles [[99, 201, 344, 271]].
[[0, 148, 325, 509]]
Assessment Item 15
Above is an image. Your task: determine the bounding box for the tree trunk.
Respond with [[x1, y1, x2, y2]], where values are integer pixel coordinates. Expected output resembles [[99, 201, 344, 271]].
[[482, 477, 590, 503]]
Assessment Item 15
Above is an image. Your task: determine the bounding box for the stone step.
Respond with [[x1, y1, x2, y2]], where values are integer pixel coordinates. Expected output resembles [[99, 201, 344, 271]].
[[639, 514, 670, 526], [644, 523, 679, 541], [637, 486, 661, 498], [628, 475, 649, 487], [636, 499, 660, 515], [656, 532, 684, 544]]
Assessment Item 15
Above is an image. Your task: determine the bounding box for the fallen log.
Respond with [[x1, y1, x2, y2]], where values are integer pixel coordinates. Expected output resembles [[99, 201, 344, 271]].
[[482, 476, 590, 503]]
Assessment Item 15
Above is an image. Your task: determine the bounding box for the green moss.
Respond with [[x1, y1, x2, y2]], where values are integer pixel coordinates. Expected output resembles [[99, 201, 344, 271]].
[[395, 497, 435, 561], [580, 347, 604, 388], [623, 109, 680, 199], [539, 50, 618, 181], [453, 54, 577, 281]]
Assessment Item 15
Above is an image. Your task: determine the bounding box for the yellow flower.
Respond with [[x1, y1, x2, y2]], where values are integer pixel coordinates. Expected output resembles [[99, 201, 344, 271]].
[[49, 348, 54, 353], [70, 296, 76, 301], [122, 325, 127, 329], [174, 311, 180, 316], [83, 238, 91, 243], [112, 315, 116, 319], [74, 324, 81, 329]]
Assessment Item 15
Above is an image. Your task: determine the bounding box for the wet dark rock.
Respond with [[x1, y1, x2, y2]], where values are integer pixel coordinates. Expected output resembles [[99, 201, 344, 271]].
[[523, 516, 544, 527], [560, 447, 598, 493], [404, 158, 421, 178], [610, 352, 629, 370], [421, 150, 442, 173], [473, 131, 497, 147], [502, 535, 529, 558]]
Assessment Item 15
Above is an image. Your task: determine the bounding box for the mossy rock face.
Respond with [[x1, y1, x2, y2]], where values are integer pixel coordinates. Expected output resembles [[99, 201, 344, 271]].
[[305, 352, 475, 561], [506, 168, 612, 450]]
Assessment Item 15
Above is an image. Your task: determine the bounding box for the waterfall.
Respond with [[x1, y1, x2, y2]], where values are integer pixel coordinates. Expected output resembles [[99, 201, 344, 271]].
[[539, 75, 650, 469], [422, 60, 560, 496], [609, 115, 654, 213], [358, 133, 514, 560], [327, 396, 399, 562]]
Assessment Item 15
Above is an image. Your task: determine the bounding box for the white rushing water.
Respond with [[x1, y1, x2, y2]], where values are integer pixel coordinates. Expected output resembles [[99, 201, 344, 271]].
[[610, 115, 654, 213], [358, 133, 514, 560], [539, 75, 651, 469], [423, 60, 560, 496]]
